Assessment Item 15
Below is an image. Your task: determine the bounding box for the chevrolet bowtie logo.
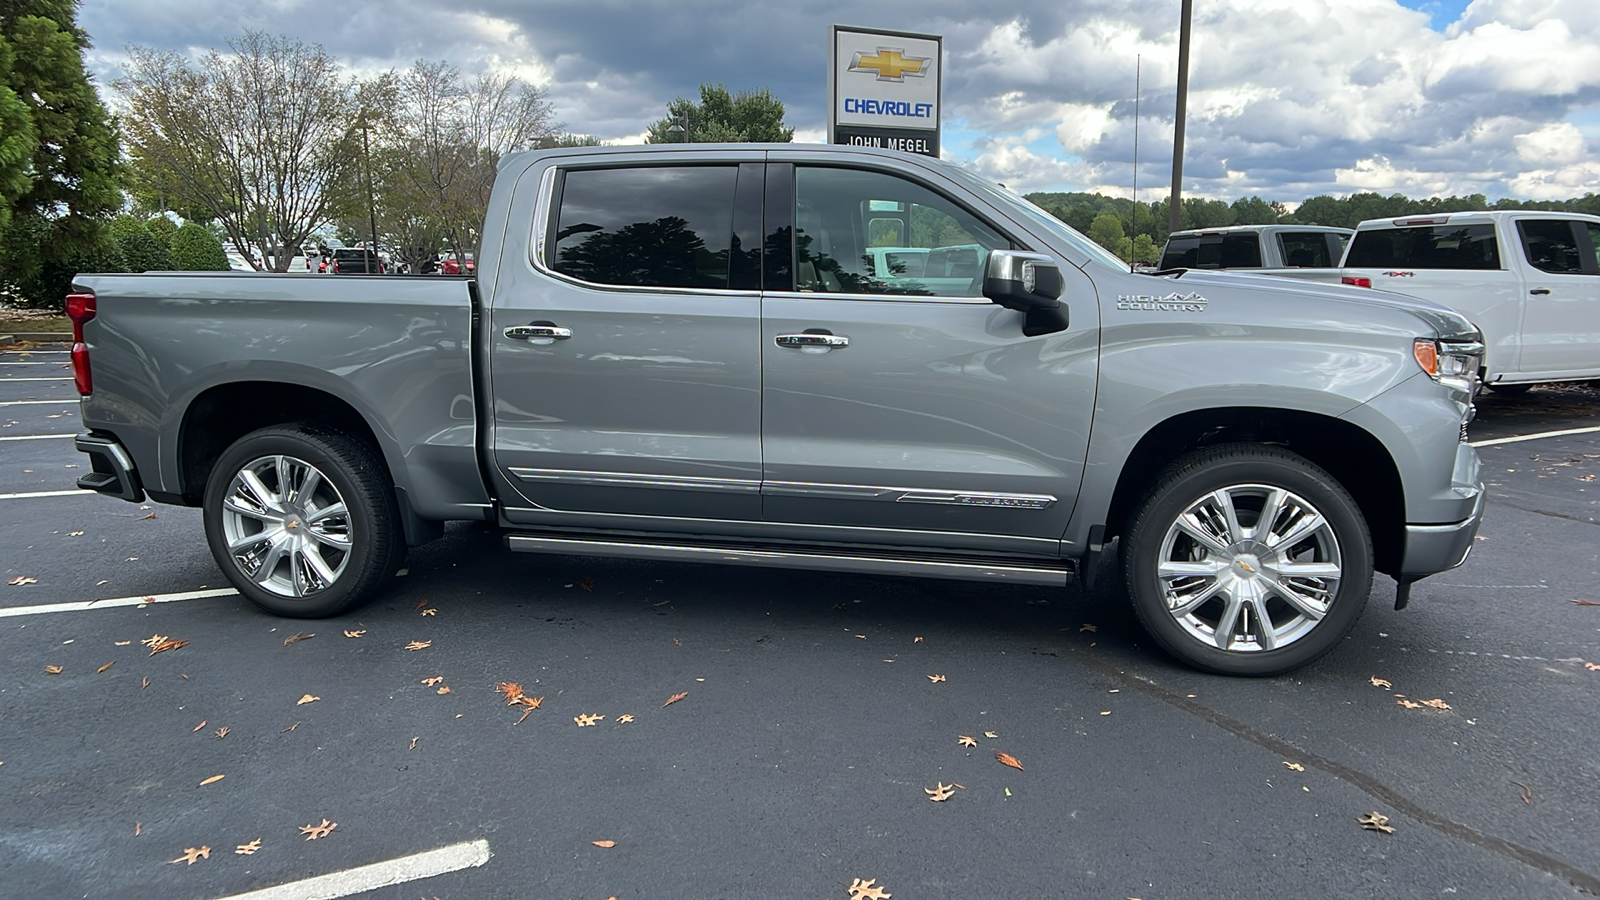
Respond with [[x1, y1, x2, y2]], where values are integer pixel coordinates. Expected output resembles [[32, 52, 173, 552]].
[[849, 48, 930, 82]]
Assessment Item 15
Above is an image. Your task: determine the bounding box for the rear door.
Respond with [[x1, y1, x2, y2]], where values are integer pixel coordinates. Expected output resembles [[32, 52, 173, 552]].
[[486, 153, 767, 524], [1514, 217, 1600, 376], [757, 160, 1097, 557]]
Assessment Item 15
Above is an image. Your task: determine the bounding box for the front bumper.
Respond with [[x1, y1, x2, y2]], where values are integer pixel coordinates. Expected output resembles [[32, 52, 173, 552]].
[[75, 433, 145, 503], [1398, 487, 1485, 579]]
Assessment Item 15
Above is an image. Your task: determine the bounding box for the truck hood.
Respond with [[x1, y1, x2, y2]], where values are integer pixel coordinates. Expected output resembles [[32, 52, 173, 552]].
[[1156, 269, 1481, 343]]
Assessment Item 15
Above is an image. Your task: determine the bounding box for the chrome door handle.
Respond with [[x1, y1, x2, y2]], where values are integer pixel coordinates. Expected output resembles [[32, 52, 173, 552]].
[[504, 324, 572, 343], [775, 333, 849, 350]]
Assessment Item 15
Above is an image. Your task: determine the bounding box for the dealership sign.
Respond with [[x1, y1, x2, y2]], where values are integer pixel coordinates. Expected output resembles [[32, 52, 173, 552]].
[[828, 25, 942, 157]]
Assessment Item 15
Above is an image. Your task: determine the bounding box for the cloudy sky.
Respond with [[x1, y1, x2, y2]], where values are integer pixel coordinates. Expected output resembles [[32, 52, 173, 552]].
[[78, 0, 1599, 202]]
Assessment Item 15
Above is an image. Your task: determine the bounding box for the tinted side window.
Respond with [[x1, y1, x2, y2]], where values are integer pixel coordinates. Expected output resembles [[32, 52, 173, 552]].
[[1161, 233, 1260, 269], [1277, 232, 1334, 267], [1517, 220, 1584, 274], [552, 166, 738, 289], [793, 167, 1008, 297], [1345, 224, 1501, 270]]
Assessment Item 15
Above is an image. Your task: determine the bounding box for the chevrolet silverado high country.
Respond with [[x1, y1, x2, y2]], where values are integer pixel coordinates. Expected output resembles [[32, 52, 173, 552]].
[[70, 144, 1484, 676]]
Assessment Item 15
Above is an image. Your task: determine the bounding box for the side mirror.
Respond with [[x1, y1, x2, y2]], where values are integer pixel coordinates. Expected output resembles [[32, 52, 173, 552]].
[[983, 250, 1068, 336]]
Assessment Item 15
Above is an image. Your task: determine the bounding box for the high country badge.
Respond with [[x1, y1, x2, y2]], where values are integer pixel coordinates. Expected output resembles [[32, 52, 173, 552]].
[[1116, 292, 1210, 312]]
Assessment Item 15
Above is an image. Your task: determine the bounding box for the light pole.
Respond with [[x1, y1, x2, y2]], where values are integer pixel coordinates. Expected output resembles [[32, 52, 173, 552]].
[[666, 114, 689, 143], [1168, 0, 1193, 235]]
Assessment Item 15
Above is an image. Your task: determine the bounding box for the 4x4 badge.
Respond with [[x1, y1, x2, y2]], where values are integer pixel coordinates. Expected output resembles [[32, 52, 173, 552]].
[[1117, 292, 1209, 312]]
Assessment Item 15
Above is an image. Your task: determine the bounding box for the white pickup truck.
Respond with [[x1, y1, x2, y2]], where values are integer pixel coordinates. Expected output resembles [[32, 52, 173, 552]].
[[1159, 224, 1352, 271], [1334, 210, 1600, 392]]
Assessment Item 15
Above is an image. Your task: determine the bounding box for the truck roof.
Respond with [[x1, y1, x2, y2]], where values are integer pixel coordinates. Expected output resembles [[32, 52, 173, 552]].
[[1356, 210, 1600, 230], [1166, 224, 1353, 238]]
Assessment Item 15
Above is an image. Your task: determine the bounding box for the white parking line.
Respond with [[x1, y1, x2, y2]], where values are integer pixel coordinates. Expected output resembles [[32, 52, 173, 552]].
[[0, 489, 87, 500], [214, 839, 492, 900], [0, 362, 65, 365], [1471, 425, 1600, 448], [0, 399, 77, 406], [0, 433, 74, 441], [0, 588, 237, 618]]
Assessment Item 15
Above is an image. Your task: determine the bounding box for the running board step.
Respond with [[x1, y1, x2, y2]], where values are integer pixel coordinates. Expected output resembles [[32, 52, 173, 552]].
[[505, 535, 1073, 586]]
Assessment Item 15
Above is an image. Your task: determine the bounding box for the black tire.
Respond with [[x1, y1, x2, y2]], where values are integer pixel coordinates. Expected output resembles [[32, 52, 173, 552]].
[[1488, 383, 1532, 396], [1121, 443, 1373, 676], [203, 425, 403, 618]]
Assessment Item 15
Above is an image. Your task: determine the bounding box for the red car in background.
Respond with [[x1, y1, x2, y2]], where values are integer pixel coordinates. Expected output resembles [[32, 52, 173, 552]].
[[440, 251, 475, 275]]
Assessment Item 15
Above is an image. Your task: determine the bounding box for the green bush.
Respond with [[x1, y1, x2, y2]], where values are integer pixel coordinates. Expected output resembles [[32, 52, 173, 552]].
[[144, 215, 178, 250], [111, 217, 175, 272], [0, 215, 126, 309], [170, 222, 229, 271]]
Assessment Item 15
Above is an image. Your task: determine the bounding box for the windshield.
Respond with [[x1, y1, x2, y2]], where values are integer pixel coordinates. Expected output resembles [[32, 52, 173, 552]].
[[943, 167, 1131, 272]]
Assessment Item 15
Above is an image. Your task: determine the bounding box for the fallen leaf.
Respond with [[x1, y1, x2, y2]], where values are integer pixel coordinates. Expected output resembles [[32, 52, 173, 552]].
[[958, 735, 978, 748], [1585, 662, 1600, 671], [114, 640, 130, 646], [1079, 623, 1097, 632], [96, 661, 114, 674], [925, 782, 960, 801], [983, 731, 999, 739], [409, 736, 419, 751], [199, 774, 225, 786], [995, 751, 1024, 771], [141, 677, 150, 690], [662, 691, 688, 708], [140, 633, 168, 648], [437, 686, 451, 695], [68, 531, 83, 537], [1369, 676, 1392, 689], [405, 640, 431, 651], [44, 665, 62, 675], [1358, 811, 1395, 834], [8, 576, 37, 586], [140, 512, 157, 520], [297, 694, 319, 705], [192, 720, 207, 732], [1397, 699, 1423, 709], [1283, 761, 1306, 772], [343, 630, 365, 638], [1511, 780, 1532, 805], [235, 839, 261, 856], [913, 636, 923, 643], [134, 821, 141, 836], [215, 727, 229, 739], [927, 674, 947, 683], [170, 846, 210, 865], [414, 599, 429, 610], [574, 713, 604, 727], [283, 632, 314, 646], [422, 676, 445, 686], [419, 608, 437, 616], [848, 877, 891, 899], [149, 638, 187, 656], [299, 819, 336, 840], [281, 722, 300, 733], [618, 714, 635, 724], [1421, 698, 1452, 710], [496, 682, 526, 704], [577, 577, 594, 592], [591, 839, 616, 848], [1571, 599, 1600, 607]]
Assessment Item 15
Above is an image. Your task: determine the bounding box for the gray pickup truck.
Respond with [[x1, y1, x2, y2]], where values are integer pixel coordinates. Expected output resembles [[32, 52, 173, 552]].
[[69, 144, 1485, 676]]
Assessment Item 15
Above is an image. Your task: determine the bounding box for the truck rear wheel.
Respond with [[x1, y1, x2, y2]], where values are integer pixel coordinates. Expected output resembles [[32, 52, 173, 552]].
[[203, 425, 402, 618], [1121, 443, 1373, 676]]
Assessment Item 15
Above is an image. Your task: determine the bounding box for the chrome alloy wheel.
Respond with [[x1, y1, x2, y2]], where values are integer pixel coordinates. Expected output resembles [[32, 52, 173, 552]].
[[220, 455, 352, 598], [1156, 484, 1342, 653]]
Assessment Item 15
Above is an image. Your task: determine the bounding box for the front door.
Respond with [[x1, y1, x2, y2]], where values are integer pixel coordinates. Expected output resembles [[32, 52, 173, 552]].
[[488, 157, 767, 524], [759, 163, 1097, 557], [1517, 218, 1600, 376]]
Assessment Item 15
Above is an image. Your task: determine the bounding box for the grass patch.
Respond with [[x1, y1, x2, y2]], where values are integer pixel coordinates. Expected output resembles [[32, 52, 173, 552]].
[[0, 308, 72, 333]]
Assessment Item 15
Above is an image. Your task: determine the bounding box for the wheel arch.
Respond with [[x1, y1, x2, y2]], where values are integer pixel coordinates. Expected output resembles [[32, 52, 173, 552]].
[[1101, 407, 1405, 576]]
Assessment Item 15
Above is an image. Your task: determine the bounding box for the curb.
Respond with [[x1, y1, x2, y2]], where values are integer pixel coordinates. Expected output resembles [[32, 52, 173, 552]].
[[7, 332, 71, 342]]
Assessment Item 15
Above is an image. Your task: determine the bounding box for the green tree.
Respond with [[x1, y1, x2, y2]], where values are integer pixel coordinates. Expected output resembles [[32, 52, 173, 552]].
[[169, 221, 229, 270], [645, 83, 794, 143], [1230, 195, 1279, 225], [109, 215, 174, 272], [0, 0, 122, 307], [1130, 233, 1159, 265], [1088, 212, 1131, 260]]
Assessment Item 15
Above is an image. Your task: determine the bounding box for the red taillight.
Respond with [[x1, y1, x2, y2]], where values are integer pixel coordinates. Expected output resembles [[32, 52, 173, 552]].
[[66, 291, 96, 395], [1341, 276, 1372, 288]]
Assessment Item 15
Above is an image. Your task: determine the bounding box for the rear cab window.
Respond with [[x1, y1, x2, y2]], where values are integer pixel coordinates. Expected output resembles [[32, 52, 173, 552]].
[[548, 165, 758, 290], [1160, 232, 1261, 269], [1516, 219, 1599, 275], [1345, 223, 1501, 270], [1276, 232, 1336, 267]]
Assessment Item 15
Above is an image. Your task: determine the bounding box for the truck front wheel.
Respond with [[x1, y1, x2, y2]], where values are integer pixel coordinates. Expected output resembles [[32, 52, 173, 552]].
[[1122, 443, 1373, 676], [203, 426, 403, 618]]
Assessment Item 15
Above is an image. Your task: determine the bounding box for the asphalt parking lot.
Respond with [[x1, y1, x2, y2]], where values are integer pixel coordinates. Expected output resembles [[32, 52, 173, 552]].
[[2, 343, 1598, 899]]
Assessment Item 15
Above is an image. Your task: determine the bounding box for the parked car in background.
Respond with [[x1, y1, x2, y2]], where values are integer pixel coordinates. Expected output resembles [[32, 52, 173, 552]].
[[70, 143, 1484, 677], [330, 248, 385, 274], [1333, 211, 1600, 392], [1159, 224, 1352, 271], [440, 250, 475, 275]]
